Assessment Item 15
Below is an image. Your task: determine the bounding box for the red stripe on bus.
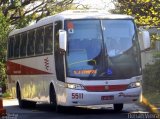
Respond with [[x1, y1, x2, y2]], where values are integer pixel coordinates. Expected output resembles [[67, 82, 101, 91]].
[[6, 61, 52, 75], [84, 85, 128, 92]]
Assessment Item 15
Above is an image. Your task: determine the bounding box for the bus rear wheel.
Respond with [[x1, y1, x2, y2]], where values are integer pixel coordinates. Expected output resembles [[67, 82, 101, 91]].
[[16, 83, 23, 108], [20, 100, 36, 109], [113, 104, 123, 112], [49, 84, 57, 107], [16, 83, 36, 109]]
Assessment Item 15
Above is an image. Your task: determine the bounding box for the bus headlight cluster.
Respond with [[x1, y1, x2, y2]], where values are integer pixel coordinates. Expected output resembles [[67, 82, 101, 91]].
[[65, 83, 84, 90], [128, 81, 141, 89]]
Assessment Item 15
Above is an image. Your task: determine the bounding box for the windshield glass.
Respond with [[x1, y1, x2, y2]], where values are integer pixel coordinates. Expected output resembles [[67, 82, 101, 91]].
[[65, 19, 141, 79]]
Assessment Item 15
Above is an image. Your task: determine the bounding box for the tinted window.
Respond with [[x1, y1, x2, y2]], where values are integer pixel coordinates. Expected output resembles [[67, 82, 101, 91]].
[[54, 21, 65, 82], [65, 19, 141, 79], [14, 34, 20, 58], [35, 27, 44, 55], [8, 36, 15, 58], [65, 20, 102, 78], [20, 32, 27, 57], [44, 25, 53, 53], [27, 30, 35, 56], [54, 22, 61, 53]]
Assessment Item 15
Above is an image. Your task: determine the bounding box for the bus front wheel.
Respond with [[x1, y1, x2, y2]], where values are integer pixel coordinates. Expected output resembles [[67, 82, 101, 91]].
[[113, 104, 123, 112], [49, 84, 66, 113]]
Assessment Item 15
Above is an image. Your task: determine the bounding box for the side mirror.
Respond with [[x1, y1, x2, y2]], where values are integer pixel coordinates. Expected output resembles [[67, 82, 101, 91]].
[[138, 30, 151, 51], [59, 30, 67, 51]]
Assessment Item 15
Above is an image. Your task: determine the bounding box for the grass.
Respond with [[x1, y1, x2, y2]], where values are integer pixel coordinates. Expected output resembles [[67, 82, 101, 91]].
[[2, 92, 12, 99]]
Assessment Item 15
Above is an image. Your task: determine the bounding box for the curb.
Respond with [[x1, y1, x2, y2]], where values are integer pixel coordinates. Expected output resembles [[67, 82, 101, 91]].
[[141, 95, 160, 115]]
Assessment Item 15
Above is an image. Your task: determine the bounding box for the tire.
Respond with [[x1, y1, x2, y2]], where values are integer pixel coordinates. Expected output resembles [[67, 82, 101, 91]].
[[49, 84, 66, 113], [113, 104, 123, 112], [20, 100, 36, 109], [49, 84, 57, 107], [16, 83, 36, 109], [56, 105, 66, 113], [16, 83, 22, 108]]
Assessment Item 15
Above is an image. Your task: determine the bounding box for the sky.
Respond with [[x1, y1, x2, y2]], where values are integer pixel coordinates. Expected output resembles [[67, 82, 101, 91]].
[[74, 0, 115, 11]]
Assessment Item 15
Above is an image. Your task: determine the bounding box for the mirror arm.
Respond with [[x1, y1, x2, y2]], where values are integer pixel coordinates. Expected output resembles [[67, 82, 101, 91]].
[[59, 48, 66, 55], [141, 48, 151, 53]]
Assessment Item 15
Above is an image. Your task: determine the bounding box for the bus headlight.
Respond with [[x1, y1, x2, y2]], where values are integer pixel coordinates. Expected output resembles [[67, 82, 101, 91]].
[[128, 81, 141, 89], [65, 83, 84, 90]]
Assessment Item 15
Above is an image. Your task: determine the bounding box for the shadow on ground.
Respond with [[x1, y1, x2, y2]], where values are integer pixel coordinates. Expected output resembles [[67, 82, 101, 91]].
[[35, 103, 128, 115]]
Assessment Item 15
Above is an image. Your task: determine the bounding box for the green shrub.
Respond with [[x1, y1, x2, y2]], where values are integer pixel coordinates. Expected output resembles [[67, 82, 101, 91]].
[[2, 92, 11, 98], [153, 51, 160, 58], [0, 62, 6, 91], [143, 61, 160, 93]]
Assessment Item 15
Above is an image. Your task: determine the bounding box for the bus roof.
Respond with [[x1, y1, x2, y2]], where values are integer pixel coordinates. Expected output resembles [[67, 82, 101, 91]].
[[57, 10, 133, 20], [9, 10, 134, 36]]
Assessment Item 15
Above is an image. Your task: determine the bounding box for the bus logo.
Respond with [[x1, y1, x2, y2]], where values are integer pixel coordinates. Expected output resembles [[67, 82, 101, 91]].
[[105, 81, 108, 84], [104, 86, 109, 90]]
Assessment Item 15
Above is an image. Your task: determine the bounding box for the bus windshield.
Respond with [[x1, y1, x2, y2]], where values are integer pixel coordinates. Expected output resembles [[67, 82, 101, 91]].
[[65, 19, 141, 80]]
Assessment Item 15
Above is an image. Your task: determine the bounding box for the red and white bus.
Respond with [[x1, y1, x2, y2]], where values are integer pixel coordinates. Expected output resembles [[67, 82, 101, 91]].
[[6, 10, 150, 112]]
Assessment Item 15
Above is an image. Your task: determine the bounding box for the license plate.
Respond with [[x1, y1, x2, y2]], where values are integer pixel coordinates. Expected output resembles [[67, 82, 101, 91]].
[[101, 95, 114, 100]]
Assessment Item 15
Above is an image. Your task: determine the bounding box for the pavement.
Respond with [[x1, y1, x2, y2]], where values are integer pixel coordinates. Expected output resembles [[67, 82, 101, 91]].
[[3, 98, 159, 112], [2, 98, 150, 113], [1, 98, 159, 119]]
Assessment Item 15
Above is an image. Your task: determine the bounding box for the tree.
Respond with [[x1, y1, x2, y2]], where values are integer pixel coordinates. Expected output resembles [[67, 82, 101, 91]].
[[112, 0, 160, 47], [0, 0, 76, 28], [0, 11, 10, 90], [112, 0, 160, 27], [0, 11, 10, 62]]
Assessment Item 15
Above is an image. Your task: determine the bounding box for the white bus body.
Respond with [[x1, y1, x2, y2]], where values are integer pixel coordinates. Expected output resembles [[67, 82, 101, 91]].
[[7, 10, 148, 111]]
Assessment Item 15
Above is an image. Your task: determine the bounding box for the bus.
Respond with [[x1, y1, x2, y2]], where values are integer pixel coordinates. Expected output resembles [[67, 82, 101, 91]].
[[6, 10, 150, 112]]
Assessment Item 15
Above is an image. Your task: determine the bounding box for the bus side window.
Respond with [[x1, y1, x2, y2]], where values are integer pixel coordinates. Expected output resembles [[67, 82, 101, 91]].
[[35, 27, 44, 55], [27, 30, 35, 56], [8, 36, 15, 59], [20, 32, 27, 57], [14, 34, 20, 58], [44, 25, 53, 53]]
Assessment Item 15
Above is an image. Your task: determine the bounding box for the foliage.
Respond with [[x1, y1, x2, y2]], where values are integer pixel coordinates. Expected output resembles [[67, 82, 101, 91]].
[[149, 34, 160, 48], [153, 51, 160, 58], [0, 11, 10, 62], [0, 62, 6, 88], [0, 9, 10, 93], [0, 11, 10, 90], [142, 61, 160, 105], [143, 61, 160, 92], [112, 0, 160, 27], [2, 92, 11, 98], [0, 0, 81, 28]]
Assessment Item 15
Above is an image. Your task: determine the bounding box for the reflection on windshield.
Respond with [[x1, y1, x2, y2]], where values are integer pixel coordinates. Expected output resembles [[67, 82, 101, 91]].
[[66, 20, 102, 77], [103, 20, 134, 57], [65, 19, 141, 79]]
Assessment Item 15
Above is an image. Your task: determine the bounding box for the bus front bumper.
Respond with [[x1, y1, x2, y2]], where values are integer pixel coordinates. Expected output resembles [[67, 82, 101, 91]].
[[62, 87, 141, 106]]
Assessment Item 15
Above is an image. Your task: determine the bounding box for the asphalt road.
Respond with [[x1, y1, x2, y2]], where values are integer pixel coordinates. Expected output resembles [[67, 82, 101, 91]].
[[2, 99, 151, 119]]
